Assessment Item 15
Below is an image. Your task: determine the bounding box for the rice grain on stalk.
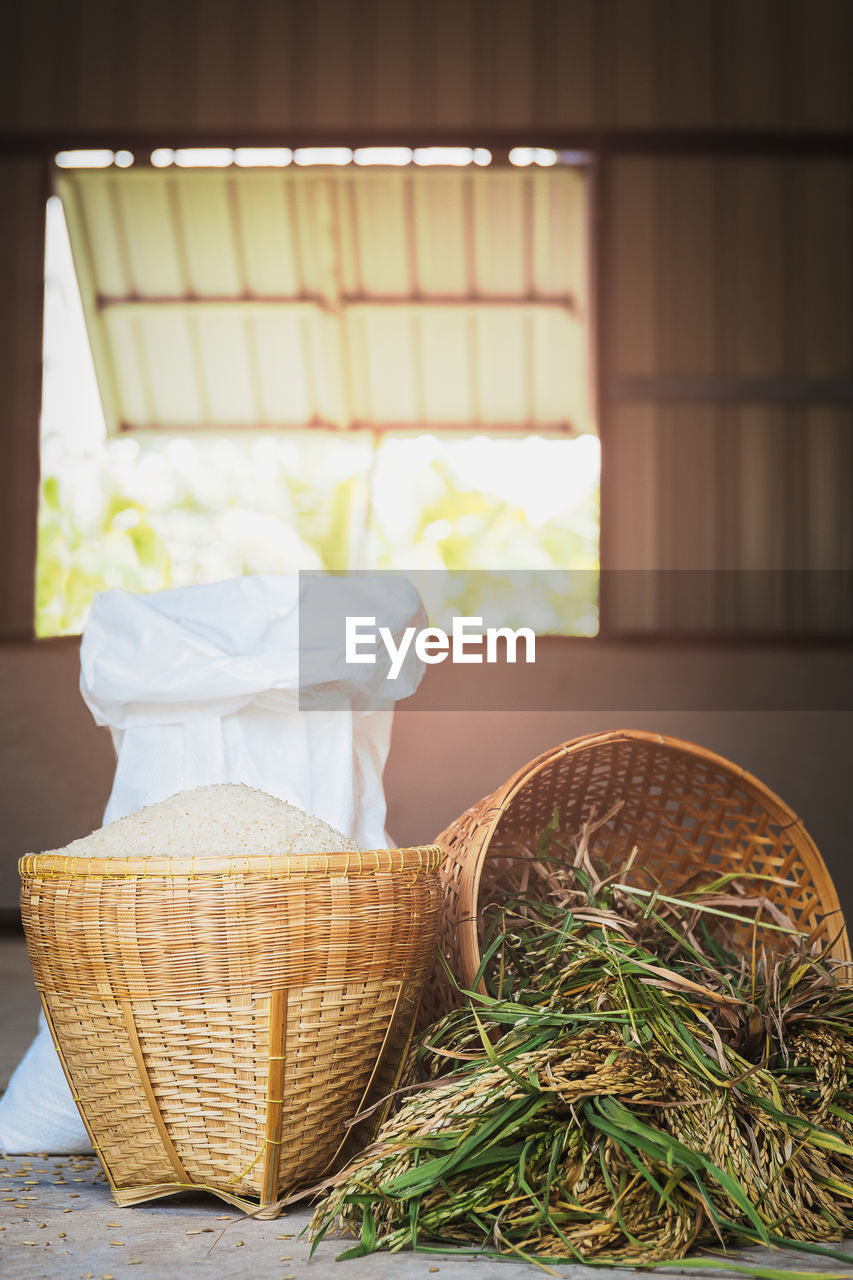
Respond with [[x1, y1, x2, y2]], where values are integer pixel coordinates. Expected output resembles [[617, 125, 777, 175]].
[[310, 808, 853, 1268]]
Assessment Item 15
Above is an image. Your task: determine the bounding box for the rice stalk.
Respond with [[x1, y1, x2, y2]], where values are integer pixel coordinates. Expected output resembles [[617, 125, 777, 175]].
[[311, 810, 853, 1269]]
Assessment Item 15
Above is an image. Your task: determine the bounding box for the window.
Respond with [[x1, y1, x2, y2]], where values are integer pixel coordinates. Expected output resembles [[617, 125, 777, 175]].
[[37, 149, 598, 637]]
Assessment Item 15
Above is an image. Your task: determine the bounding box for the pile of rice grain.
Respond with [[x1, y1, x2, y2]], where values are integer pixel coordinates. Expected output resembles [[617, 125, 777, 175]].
[[45, 784, 359, 859]]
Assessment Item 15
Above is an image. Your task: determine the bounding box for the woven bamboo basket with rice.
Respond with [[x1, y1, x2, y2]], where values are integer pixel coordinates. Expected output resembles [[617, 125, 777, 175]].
[[420, 729, 849, 1024], [19, 844, 442, 1212]]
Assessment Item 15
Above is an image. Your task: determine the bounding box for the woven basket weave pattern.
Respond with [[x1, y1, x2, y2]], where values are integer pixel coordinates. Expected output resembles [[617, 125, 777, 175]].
[[21, 846, 442, 1210], [421, 731, 849, 1025]]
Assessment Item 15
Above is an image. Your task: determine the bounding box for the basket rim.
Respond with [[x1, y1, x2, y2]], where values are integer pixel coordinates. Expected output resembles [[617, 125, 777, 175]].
[[19, 843, 443, 881], [448, 729, 849, 973], [466, 728, 815, 865], [510, 730, 799, 811]]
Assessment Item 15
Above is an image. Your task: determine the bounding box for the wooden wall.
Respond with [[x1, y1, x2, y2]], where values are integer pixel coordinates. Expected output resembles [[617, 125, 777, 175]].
[[0, 158, 46, 635], [1, 0, 853, 139], [603, 157, 853, 629]]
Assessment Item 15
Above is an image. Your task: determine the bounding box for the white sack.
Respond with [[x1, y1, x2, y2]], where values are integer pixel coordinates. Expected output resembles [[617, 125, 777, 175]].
[[0, 1011, 92, 1154], [0, 572, 424, 1154], [83, 573, 425, 844]]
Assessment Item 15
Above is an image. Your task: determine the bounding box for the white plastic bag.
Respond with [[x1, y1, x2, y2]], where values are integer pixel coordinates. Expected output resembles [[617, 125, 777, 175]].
[[83, 572, 425, 843], [0, 573, 424, 1154], [0, 1011, 92, 1154]]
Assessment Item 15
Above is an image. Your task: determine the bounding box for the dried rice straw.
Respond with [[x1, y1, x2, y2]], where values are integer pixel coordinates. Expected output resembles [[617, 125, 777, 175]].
[[311, 809, 853, 1272]]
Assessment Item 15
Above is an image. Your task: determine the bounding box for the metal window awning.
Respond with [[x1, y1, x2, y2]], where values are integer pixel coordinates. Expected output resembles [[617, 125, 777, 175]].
[[57, 165, 591, 436]]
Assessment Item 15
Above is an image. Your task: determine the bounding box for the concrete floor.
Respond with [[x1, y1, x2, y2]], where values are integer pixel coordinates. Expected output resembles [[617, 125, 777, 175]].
[[2, 936, 852, 1280]]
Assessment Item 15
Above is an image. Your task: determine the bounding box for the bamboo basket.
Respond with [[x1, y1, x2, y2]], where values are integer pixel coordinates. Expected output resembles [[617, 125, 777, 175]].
[[420, 730, 850, 1025], [20, 844, 442, 1212]]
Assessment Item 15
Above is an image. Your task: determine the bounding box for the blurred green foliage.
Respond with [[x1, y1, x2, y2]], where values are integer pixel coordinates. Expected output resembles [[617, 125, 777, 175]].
[[37, 472, 171, 636], [36, 433, 599, 638]]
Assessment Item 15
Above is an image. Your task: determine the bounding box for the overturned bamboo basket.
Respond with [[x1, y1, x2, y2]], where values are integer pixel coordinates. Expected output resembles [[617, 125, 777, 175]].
[[20, 845, 442, 1212], [420, 730, 850, 1025]]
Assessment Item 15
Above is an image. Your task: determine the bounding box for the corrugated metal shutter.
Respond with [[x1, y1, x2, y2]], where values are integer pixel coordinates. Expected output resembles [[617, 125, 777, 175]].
[[57, 165, 591, 436], [603, 157, 853, 633], [0, 159, 47, 638]]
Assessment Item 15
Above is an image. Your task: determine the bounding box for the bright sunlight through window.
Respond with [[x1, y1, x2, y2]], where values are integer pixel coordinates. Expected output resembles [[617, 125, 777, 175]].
[[37, 168, 599, 638]]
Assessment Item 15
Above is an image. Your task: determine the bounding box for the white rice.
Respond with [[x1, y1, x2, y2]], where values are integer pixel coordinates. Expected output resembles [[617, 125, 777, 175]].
[[44, 784, 359, 859]]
